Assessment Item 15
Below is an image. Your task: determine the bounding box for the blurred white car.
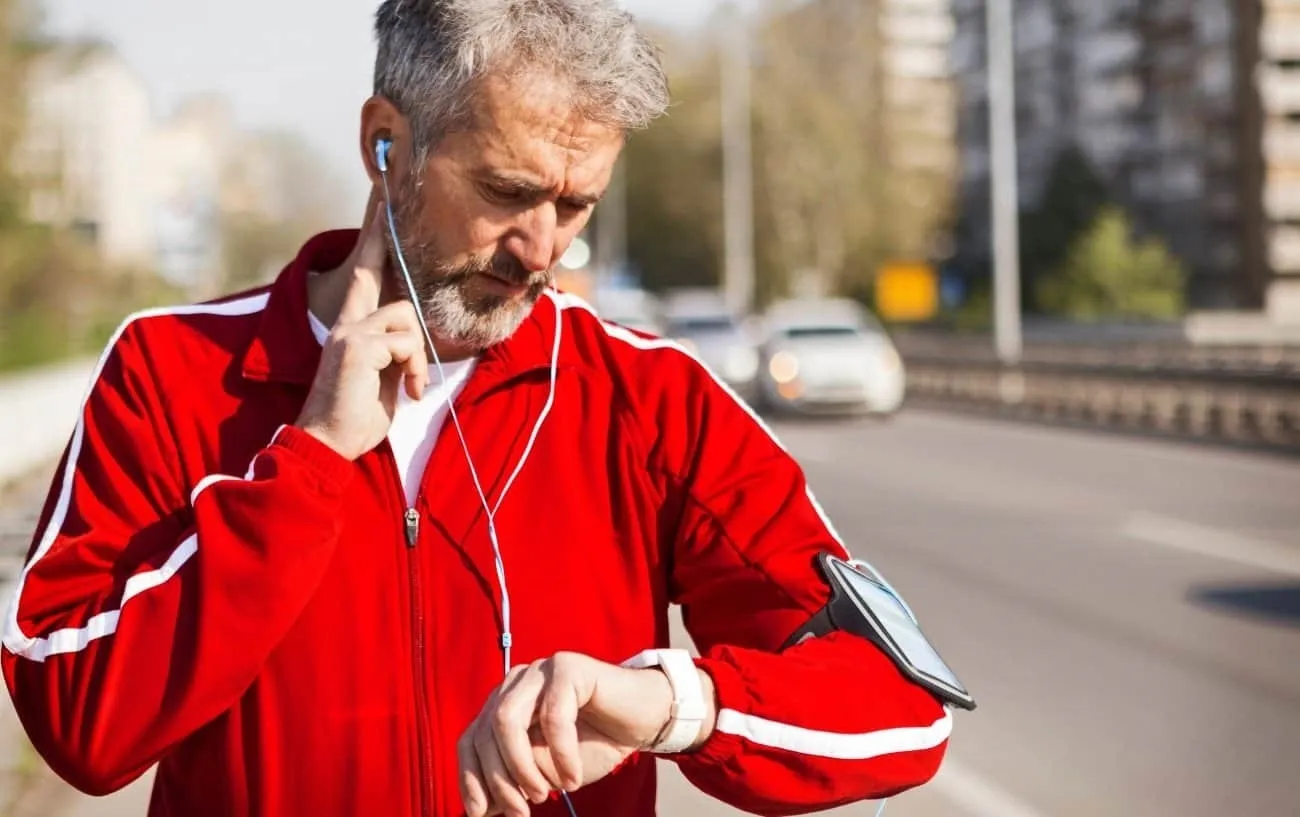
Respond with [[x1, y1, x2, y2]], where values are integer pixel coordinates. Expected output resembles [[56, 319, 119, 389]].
[[757, 299, 905, 416], [661, 295, 760, 402]]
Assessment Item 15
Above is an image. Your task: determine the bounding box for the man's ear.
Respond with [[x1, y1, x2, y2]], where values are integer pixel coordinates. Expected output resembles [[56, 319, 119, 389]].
[[359, 95, 412, 186]]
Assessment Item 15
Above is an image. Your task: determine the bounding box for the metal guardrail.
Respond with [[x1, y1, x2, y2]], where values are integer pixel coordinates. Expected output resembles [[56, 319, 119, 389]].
[[902, 352, 1300, 453], [894, 331, 1300, 376]]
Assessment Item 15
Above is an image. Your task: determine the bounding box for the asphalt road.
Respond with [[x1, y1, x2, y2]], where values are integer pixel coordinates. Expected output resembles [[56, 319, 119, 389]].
[[23, 409, 1300, 817]]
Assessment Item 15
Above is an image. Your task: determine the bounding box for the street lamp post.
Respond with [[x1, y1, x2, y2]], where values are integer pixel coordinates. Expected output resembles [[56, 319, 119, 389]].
[[721, 0, 756, 316], [986, 0, 1022, 364]]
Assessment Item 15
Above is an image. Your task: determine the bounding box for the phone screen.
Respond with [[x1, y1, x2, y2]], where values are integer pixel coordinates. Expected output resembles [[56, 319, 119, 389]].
[[830, 560, 967, 695]]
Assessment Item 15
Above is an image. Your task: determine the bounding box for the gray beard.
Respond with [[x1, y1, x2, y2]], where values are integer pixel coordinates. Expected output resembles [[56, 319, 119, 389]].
[[391, 174, 552, 351]]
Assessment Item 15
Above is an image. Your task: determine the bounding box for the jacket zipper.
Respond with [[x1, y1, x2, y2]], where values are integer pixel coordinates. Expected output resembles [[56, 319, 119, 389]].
[[404, 507, 436, 817], [381, 445, 434, 817]]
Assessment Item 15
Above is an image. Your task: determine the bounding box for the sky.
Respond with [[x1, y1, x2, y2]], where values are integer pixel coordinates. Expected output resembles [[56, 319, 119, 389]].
[[42, 0, 723, 208]]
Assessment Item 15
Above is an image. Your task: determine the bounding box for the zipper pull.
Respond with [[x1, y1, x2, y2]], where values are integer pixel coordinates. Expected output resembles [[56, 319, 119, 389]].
[[404, 508, 420, 548]]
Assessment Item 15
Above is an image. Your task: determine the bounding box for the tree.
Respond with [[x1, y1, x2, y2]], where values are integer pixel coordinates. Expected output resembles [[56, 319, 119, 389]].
[[1036, 206, 1185, 321], [217, 128, 349, 292], [621, 25, 727, 292], [620, 1, 955, 309], [0, 7, 189, 371], [0, 0, 83, 371], [749, 0, 892, 304], [1018, 146, 1111, 312], [0, 0, 30, 223]]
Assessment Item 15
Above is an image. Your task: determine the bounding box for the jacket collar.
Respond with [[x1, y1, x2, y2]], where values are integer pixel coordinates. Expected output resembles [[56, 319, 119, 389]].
[[240, 229, 565, 399]]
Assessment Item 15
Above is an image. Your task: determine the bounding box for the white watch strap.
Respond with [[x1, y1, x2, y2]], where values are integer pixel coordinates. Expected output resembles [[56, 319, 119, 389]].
[[622, 648, 706, 754]]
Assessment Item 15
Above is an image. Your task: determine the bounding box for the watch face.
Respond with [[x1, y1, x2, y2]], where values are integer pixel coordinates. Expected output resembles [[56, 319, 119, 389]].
[[829, 559, 969, 699]]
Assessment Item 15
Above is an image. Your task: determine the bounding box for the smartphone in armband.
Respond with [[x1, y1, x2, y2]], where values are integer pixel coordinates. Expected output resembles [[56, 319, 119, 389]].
[[783, 552, 977, 712]]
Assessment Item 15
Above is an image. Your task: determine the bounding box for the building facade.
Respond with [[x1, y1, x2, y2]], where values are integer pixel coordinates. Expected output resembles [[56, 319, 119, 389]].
[[16, 43, 325, 299], [18, 41, 156, 271], [879, 0, 960, 256], [953, 0, 1299, 318]]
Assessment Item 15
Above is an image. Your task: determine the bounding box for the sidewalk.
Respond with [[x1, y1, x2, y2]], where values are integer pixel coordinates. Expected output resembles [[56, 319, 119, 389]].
[[0, 465, 53, 817], [56, 771, 153, 817]]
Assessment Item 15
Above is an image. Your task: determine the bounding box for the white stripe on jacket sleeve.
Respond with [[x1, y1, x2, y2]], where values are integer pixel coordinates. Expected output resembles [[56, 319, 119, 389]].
[[2, 294, 271, 662], [716, 706, 953, 760]]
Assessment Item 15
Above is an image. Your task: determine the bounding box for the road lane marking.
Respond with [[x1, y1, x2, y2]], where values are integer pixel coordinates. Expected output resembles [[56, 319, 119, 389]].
[[930, 759, 1049, 817], [1122, 512, 1300, 577]]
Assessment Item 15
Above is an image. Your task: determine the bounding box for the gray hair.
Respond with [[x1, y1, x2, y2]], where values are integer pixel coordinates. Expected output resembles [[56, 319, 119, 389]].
[[373, 0, 670, 156]]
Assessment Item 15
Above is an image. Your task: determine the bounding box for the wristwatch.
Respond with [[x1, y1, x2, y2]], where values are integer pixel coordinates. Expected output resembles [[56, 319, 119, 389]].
[[621, 648, 707, 754]]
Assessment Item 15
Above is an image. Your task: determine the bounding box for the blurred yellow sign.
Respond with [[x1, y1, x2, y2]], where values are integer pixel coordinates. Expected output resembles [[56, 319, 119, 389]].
[[875, 262, 938, 322]]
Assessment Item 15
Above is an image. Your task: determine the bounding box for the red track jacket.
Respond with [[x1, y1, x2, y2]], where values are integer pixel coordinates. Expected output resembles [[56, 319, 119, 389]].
[[3, 230, 950, 816]]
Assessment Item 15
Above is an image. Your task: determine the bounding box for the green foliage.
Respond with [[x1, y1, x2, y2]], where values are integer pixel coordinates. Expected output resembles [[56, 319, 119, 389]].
[[219, 212, 304, 292], [1036, 206, 1186, 321], [0, 26, 342, 373], [622, 34, 726, 293], [1018, 146, 1111, 312], [216, 128, 347, 293], [621, 2, 953, 309], [0, 0, 34, 229], [0, 219, 185, 371], [0, 0, 98, 373]]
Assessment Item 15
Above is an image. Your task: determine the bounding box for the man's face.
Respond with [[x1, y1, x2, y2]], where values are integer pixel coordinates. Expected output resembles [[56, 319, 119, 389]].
[[390, 72, 623, 351]]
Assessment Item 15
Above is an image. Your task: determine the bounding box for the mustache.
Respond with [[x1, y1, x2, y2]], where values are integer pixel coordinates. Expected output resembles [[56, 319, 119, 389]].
[[442, 252, 551, 288], [397, 238, 555, 304], [389, 185, 552, 292]]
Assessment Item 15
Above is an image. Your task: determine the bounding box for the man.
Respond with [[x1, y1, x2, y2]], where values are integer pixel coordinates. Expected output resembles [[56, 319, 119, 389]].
[[2, 1, 952, 815]]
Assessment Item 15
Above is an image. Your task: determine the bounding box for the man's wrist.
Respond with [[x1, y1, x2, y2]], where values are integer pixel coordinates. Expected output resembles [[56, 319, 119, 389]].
[[627, 651, 718, 754]]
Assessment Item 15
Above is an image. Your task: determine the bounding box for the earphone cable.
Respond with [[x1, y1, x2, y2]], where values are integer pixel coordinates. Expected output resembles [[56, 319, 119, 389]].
[[380, 165, 577, 817]]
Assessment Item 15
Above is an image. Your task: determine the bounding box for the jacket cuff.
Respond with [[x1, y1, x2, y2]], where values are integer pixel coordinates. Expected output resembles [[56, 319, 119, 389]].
[[269, 425, 355, 495]]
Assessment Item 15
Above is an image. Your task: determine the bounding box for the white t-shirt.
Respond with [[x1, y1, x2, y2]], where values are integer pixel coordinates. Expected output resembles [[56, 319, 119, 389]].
[[307, 309, 477, 508]]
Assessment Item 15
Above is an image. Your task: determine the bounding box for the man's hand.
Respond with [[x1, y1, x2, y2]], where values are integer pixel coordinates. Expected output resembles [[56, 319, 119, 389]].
[[295, 208, 429, 460], [457, 652, 717, 817]]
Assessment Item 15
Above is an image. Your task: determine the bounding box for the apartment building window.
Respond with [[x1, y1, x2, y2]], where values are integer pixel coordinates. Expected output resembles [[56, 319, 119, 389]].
[[1214, 239, 1240, 269], [1131, 169, 1160, 200], [1199, 52, 1234, 99], [1151, 0, 1191, 27], [960, 145, 990, 181], [1080, 30, 1141, 75], [950, 28, 981, 73], [1016, 1, 1055, 52], [1196, 0, 1233, 45], [1209, 189, 1239, 218], [1163, 161, 1204, 199], [1106, 0, 1140, 26], [69, 218, 100, 248]]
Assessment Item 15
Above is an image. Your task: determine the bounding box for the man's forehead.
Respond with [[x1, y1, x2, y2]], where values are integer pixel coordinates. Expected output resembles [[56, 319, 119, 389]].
[[457, 71, 623, 181]]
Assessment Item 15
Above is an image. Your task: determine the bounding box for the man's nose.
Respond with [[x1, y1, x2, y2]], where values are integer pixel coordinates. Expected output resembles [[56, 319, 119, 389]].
[[504, 205, 558, 273]]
